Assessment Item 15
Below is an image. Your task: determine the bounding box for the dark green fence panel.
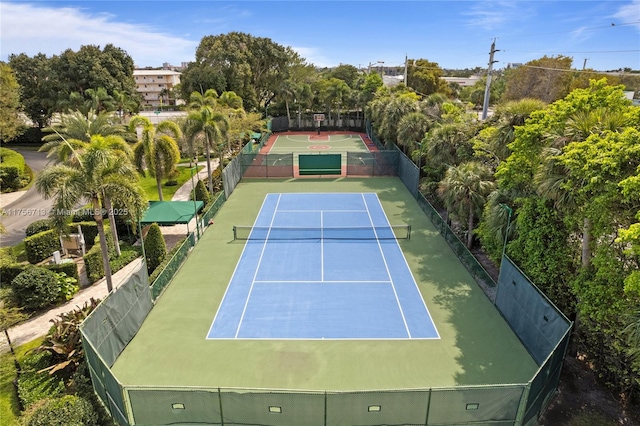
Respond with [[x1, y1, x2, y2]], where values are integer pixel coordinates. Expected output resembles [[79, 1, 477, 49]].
[[299, 154, 341, 175]]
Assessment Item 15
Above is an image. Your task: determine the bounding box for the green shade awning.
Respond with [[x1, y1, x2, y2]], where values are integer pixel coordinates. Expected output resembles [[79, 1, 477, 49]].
[[140, 201, 204, 225], [250, 132, 261, 140]]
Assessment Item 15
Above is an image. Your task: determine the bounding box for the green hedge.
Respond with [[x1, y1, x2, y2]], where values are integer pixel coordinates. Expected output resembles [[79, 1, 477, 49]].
[[26, 219, 54, 237], [149, 235, 187, 284], [11, 266, 60, 310], [24, 229, 60, 264], [0, 147, 26, 191], [1, 262, 78, 288], [23, 395, 99, 426]]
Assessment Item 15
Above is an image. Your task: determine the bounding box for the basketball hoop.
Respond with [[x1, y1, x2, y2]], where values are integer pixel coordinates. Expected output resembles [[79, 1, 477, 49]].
[[313, 113, 325, 123]]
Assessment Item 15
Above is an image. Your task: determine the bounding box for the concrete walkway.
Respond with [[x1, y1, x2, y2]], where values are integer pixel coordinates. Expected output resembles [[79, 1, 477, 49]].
[[0, 162, 217, 354]]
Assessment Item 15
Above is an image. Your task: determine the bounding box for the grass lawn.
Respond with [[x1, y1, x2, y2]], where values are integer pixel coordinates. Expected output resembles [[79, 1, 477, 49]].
[[139, 165, 204, 201], [0, 338, 45, 425]]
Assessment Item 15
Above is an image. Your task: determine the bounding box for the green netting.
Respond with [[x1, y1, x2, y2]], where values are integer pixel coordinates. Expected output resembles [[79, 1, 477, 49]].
[[326, 390, 429, 425], [81, 264, 151, 366], [201, 192, 226, 227], [150, 233, 195, 301], [397, 148, 419, 197], [427, 386, 525, 425], [345, 151, 399, 176], [495, 257, 572, 365], [241, 153, 294, 178], [219, 389, 325, 426], [416, 194, 497, 289], [222, 156, 243, 199], [127, 388, 221, 425]]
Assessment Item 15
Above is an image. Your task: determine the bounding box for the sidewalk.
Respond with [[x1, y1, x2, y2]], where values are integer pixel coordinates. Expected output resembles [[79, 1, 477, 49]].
[[0, 258, 144, 353], [0, 161, 216, 354]]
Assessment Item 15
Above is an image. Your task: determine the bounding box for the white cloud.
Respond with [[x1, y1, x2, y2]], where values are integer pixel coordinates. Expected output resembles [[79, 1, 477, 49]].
[[612, 0, 640, 30], [291, 46, 334, 68], [0, 2, 198, 67], [463, 1, 524, 30]]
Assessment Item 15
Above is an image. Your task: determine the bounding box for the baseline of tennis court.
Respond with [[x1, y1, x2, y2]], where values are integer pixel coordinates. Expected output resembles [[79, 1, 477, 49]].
[[207, 193, 438, 340]]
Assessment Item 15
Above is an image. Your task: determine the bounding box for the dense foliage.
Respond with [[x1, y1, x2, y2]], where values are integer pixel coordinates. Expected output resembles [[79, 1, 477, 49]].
[[11, 267, 59, 311], [144, 223, 167, 275], [0, 147, 28, 191], [0, 62, 25, 142]]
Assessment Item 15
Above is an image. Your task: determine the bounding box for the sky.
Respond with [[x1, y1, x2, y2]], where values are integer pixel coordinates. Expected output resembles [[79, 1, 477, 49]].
[[1, 1, 639, 72]]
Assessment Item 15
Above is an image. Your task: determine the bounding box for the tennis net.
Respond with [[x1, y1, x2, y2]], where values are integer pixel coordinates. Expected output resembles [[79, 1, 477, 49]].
[[233, 225, 411, 241]]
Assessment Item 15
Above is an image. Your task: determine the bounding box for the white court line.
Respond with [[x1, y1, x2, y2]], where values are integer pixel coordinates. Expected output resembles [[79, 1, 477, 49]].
[[206, 195, 272, 339], [254, 280, 391, 284], [361, 193, 412, 338], [234, 194, 283, 338], [321, 211, 324, 282]]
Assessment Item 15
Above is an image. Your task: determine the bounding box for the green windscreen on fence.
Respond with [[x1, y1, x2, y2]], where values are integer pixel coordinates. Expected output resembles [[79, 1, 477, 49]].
[[299, 154, 341, 175], [241, 153, 294, 178]]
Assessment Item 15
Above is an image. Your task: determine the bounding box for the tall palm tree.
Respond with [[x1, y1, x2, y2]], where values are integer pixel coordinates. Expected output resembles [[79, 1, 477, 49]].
[[438, 162, 495, 248], [129, 116, 182, 201], [278, 80, 298, 124], [113, 89, 138, 123], [218, 91, 244, 110], [186, 106, 229, 196], [397, 111, 431, 154], [41, 111, 134, 256], [36, 137, 146, 292]]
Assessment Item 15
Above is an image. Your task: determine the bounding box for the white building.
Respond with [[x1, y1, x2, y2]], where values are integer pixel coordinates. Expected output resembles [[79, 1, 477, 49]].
[[441, 76, 481, 87], [133, 69, 181, 108]]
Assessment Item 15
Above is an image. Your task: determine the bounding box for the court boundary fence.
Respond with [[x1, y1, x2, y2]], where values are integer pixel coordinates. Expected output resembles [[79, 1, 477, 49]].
[[80, 129, 572, 425]]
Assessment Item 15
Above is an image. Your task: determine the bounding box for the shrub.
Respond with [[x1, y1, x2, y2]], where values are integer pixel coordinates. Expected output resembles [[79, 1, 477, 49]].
[[55, 272, 79, 302], [84, 241, 140, 284], [193, 179, 211, 204], [24, 229, 60, 264], [26, 219, 54, 237], [144, 223, 166, 274], [0, 147, 25, 191], [46, 261, 79, 282], [23, 395, 98, 426], [11, 267, 59, 310], [17, 350, 65, 409]]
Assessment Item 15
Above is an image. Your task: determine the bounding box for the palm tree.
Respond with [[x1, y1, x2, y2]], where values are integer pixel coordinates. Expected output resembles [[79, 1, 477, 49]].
[[113, 90, 138, 123], [186, 106, 229, 196], [218, 91, 244, 110], [41, 110, 132, 151], [438, 162, 495, 248], [84, 87, 116, 113], [397, 111, 431, 154], [129, 116, 182, 201], [36, 137, 146, 292], [41, 111, 134, 256], [278, 80, 298, 124], [536, 107, 626, 267], [189, 89, 218, 110]]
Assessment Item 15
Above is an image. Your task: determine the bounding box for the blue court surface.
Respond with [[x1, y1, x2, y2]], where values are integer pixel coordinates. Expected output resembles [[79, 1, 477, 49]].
[[207, 193, 439, 340]]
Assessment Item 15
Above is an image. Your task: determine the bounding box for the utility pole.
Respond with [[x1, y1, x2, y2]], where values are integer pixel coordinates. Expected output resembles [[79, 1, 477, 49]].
[[404, 54, 408, 87], [481, 39, 499, 120], [582, 58, 589, 70]]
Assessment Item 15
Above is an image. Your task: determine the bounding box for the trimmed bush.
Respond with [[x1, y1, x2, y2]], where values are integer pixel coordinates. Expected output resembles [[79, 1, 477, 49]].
[[144, 223, 166, 274], [23, 395, 98, 426], [0, 147, 26, 191], [46, 261, 79, 282], [11, 266, 59, 310], [17, 350, 65, 409], [193, 179, 211, 204], [26, 219, 54, 237], [24, 229, 60, 264]]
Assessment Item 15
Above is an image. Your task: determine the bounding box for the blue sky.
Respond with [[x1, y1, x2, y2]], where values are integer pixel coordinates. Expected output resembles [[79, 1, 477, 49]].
[[1, 1, 638, 71]]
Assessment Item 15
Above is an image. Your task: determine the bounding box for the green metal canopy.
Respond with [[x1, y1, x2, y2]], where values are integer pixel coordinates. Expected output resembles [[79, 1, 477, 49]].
[[140, 201, 204, 225]]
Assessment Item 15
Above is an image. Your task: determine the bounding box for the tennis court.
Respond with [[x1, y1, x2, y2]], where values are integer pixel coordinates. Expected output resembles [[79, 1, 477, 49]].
[[207, 193, 438, 339]]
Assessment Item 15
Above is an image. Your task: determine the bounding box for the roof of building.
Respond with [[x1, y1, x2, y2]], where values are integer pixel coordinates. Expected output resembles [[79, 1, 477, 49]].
[[134, 69, 181, 76], [140, 201, 204, 225]]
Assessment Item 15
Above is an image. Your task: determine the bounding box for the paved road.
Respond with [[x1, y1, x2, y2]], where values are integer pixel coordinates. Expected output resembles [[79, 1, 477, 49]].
[[0, 149, 54, 247]]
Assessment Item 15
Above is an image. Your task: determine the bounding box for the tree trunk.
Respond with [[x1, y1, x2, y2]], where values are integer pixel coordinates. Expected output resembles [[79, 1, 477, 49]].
[[467, 208, 474, 249], [285, 100, 291, 124], [103, 196, 121, 257], [156, 175, 164, 202], [581, 217, 591, 268], [94, 197, 114, 293], [205, 140, 213, 197]]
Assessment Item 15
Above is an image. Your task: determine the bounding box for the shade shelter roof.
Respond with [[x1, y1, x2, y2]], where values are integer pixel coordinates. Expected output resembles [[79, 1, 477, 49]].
[[140, 201, 204, 226]]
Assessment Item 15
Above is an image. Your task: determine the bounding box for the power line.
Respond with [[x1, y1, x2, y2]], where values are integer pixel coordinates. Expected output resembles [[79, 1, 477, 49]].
[[498, 20, 640, 39], [504, 50, 640, 54], [516, 64, 637, 75]]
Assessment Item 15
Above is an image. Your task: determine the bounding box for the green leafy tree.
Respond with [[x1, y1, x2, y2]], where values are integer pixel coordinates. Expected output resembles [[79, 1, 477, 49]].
[[437, 162, 495, 248], [129, 116, 182, 201], [406, 59, 451, 96], [503, 55, 574, 103], [0, 62, 25, 142]]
